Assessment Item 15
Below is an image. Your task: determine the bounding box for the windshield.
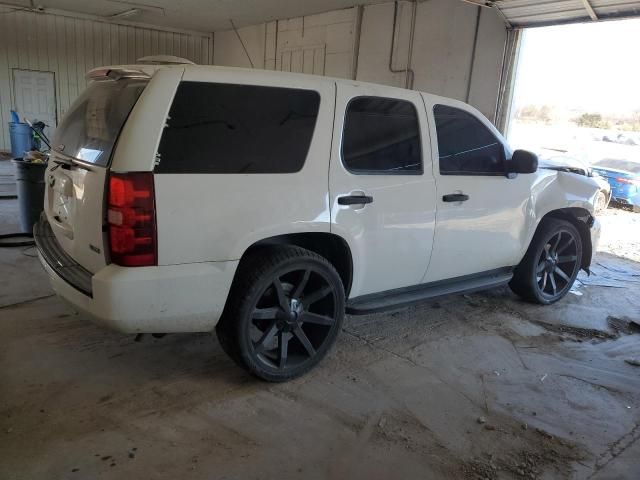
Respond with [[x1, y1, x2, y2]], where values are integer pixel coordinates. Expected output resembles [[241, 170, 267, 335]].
[[593, 158, 640, 174], [52, 79, 148, 166]]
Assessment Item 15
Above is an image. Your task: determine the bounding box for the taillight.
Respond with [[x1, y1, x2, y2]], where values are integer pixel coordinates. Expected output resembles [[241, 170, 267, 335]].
[[107, 172, 157, 267], [615, 177, 640, 186]]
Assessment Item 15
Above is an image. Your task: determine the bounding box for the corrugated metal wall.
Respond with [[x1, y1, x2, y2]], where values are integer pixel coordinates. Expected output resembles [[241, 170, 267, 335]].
[[0, 9, 212, 151], [213, 0, 509, 123]]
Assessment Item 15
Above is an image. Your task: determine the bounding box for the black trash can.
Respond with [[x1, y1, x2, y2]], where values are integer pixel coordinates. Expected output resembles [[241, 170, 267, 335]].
[[12, 158, 47, 233]]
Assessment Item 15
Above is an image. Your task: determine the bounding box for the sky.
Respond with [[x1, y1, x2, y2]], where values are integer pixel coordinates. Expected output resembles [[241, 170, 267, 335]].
[[513, 18, 640, 115]]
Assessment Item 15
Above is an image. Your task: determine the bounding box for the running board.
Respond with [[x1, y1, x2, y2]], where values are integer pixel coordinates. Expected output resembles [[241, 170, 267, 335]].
[[346, 268, 513, 315]]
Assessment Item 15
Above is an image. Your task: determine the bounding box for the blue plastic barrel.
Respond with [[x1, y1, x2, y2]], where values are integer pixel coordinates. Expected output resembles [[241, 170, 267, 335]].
[[9, 122, 34, 159]]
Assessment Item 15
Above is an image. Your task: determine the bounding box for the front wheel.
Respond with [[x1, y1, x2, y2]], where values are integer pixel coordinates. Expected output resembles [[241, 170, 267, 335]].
[[216, 246, 345, 382], [594, 191, 607, 214], [510, 218, 583, 305]]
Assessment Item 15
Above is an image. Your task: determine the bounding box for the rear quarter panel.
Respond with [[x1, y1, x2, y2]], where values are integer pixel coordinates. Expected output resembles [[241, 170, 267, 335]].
[[153, 69, 336, 265]]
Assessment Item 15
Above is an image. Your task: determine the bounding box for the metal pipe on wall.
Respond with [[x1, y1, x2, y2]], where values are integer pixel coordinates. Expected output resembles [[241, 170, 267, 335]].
[[465, 6, 482, 103], [388, 1, 416, 89], [405, 0, 417, 89], [352, 5, 364, 80]]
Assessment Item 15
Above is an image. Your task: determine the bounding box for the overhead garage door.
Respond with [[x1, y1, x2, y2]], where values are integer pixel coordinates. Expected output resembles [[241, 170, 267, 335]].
[[492, 0, 640, 27]]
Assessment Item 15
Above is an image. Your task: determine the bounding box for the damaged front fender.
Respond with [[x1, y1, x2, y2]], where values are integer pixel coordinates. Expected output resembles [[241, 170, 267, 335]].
[[525, 171, 602, 272], [532, 170, 600, 219]]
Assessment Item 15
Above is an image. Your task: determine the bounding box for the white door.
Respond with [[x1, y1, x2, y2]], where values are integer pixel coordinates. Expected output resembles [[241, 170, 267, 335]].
[[330, 84, 437, 299], [422, 97, 535, 283], [13, 69, 57, 141]]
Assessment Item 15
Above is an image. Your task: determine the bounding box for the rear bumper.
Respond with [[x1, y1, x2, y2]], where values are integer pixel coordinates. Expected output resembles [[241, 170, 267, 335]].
[[35, 220, 238, 333], [611, 184, 639, 207], [612, 195, 640, 207]]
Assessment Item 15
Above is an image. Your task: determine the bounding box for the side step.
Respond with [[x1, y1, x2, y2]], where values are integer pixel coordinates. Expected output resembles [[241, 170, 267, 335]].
[[346, 268, 513, 315]]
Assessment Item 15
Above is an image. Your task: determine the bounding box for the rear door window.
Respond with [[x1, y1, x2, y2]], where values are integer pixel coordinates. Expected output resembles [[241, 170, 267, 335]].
[[156, 82, 320, 174], [53, 79, 147, 166], [434, 105, 505, 175], [342, 96, 422, 175]]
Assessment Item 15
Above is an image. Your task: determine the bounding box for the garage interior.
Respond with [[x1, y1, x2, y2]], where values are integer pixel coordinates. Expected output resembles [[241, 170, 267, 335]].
[[1, 0, 639, 478]]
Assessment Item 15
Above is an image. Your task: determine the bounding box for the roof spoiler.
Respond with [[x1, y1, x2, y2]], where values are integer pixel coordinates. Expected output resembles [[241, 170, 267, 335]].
[[136, 55, 194, 65], [86, 67, 151, 81]]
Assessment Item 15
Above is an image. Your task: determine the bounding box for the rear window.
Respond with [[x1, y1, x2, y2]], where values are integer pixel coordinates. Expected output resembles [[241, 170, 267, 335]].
[[155, 82, 320, 174], [53, 79, 147, 166]]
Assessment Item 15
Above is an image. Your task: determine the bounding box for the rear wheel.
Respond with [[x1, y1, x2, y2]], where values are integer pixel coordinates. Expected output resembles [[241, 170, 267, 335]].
[[510, 218, 582, 305], [216, 246, 345, 382]]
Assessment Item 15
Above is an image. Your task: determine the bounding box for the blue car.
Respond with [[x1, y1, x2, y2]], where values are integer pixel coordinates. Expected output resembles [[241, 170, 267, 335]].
[[591, 158, 640, 213]]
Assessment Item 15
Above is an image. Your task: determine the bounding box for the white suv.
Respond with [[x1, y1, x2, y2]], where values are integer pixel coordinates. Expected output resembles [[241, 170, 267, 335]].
[[35, 63, 601, 381]]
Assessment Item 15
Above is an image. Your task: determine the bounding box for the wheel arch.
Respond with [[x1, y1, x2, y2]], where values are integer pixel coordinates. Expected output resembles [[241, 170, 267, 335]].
[[538, 208, 594, 273], [235, 232, 354, 297]]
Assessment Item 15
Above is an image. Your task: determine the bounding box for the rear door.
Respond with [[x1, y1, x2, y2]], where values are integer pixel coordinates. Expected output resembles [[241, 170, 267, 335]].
[[44, 75, 149, 273], [329, 84, 436, 298]]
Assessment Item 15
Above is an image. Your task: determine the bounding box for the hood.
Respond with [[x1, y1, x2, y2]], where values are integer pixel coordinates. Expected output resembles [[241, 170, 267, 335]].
[[538, 154, 590, 176]]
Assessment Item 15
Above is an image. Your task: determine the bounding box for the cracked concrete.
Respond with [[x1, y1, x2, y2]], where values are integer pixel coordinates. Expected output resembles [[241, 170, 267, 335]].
[[1, 161, 639, 479]]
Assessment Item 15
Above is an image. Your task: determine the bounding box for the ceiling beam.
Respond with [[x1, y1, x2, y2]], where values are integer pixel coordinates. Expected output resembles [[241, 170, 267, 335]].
[[492, 4, 513, 29], [581, 0, 599, 21], [460, 0, 513, 29]]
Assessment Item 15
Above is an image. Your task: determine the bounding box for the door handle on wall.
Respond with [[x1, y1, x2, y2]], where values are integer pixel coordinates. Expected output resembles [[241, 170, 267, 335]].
[[442, 193, 469, 203]]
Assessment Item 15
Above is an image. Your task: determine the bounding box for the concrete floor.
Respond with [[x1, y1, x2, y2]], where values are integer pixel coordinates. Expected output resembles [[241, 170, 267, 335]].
[[1, 160, 640, 479]]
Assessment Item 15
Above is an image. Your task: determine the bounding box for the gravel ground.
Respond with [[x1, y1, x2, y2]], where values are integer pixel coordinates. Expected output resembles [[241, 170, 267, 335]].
[[597, 205, 640, 262]]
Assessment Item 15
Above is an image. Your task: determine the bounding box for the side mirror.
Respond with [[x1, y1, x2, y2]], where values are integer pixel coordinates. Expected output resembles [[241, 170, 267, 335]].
[[509, 149, 538, 175]]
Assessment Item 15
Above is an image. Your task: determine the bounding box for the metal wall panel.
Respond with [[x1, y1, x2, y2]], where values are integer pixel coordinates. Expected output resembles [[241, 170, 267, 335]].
[[0, 9, 212, 151], [494, 0, 640, 27]]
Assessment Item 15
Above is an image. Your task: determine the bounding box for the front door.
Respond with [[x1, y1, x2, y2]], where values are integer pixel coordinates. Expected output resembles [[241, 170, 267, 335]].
[[422, 98, 535, 283], [329, 83, 437, 299], [13, 69, 57, 140]]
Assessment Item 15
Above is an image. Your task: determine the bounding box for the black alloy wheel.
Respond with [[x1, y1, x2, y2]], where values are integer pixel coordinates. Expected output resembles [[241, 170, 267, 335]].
[[535, 229, 580, 300], [510, 218, 583, 305], [216, 246, 345, 382]]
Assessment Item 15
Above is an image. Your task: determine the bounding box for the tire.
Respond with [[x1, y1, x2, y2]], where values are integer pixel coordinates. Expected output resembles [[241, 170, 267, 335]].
[[594, 191, 607, 214], [216, 246, 345, 382], [509, 218, 583, 305]]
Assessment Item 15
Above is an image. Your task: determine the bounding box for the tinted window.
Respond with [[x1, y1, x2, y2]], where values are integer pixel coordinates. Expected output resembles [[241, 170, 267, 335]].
[[434, 105, 505, 175], [156, 82, 320, 174], [53, 79, 147, 166], [342, 97, 422, 174]]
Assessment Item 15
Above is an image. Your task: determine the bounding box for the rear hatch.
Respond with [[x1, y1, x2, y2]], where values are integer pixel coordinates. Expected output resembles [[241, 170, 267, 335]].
[[45, 76, 148, 273]]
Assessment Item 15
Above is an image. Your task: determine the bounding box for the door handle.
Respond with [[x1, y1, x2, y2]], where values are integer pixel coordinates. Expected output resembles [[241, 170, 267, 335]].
[[442, 193, 469, 203], [338, 195, 374, 206]]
